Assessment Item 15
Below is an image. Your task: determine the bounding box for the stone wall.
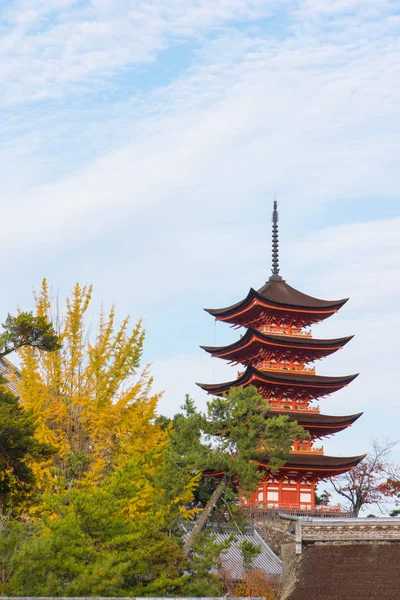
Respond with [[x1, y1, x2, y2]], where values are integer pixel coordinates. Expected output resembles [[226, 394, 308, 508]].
[[281, 517, 400, 600], [258, 514, 294, 556], [281, 542, 400, 600]]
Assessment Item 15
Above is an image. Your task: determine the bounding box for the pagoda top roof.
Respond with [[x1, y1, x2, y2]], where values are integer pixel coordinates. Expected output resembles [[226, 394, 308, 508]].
[[197, 366, 358, 397], [205, 279, 348, 319], [205, 202, 349, 325], [201, 327, 353, 355]]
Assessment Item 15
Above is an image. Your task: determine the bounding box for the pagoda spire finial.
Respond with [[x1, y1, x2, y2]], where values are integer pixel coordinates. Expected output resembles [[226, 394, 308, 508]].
[[269, 199, 283, 281]]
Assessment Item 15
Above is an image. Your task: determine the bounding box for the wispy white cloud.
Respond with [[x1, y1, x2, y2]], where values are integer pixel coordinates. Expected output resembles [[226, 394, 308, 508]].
[[2, 3, 400, 255], [0, 0, 279, 105], [283, 217, 400, 309]]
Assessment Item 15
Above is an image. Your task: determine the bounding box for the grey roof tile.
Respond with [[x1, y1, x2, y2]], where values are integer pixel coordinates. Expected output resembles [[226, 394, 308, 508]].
[[206, 526, 282, 579]]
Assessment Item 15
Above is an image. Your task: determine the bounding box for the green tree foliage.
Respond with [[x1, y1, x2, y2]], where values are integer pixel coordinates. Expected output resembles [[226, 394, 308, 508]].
[[240, 538, 262, 570], [0, 312, 59, 358], [7, 453, 227, 597], [7, 456, 187, 596], [181, 529, 234, 597], [0, 305, 59, 511], [0, 379, 54, 512], [0, 514, 35, 593], [169, 386, 308, 559]]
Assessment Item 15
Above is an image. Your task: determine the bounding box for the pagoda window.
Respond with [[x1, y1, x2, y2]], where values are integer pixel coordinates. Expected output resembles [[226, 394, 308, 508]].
[[300, 493, 311, 503], [267, 491, 279, 501]]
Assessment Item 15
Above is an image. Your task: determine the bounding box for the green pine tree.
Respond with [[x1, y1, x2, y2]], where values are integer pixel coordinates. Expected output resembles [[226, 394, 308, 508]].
[[0, 311, 59, 358], [176, 386, 308, 559], [0, 379, 55, 512]]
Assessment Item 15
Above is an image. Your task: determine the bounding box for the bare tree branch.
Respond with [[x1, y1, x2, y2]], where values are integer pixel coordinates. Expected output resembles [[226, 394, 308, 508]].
[[329, 438, 396, 516]]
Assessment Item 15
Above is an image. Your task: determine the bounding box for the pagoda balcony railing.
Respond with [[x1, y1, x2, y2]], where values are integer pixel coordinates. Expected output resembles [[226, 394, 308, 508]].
[[292, 446, 324, 455], [255, 361, 316, 374], [269, 404, 320, 413], [242, 502, 346, 514], [260, 326, 312, 338]]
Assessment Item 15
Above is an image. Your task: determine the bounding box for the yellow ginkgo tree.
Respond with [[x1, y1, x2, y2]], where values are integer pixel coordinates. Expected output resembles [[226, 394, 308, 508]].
[[18, 279, 169, 496], [3, 280, 231, 597]]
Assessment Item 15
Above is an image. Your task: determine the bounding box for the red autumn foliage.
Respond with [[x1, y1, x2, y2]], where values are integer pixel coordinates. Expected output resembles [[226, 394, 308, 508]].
[[231, 569, 281, 599]]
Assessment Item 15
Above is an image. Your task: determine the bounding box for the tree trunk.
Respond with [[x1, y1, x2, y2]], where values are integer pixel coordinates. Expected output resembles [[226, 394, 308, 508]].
[[183, 475, 228, 560]]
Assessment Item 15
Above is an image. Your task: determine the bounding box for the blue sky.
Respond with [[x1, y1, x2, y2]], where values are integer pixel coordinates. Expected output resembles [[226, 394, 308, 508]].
[[1, 0, 400, 509]]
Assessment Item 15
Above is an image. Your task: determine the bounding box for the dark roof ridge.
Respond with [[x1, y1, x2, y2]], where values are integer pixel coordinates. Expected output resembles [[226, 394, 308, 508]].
[[256, 280, 349, 309]]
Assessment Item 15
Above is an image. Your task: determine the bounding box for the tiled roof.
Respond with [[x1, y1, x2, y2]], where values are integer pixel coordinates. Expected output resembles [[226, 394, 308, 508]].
[[0, 357, 21, 395], [208, 526, 282, 579]]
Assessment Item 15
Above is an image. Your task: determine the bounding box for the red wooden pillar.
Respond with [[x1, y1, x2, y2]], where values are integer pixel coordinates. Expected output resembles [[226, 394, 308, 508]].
[[278, 479, 283, 506], [311, 481, 316, 508]]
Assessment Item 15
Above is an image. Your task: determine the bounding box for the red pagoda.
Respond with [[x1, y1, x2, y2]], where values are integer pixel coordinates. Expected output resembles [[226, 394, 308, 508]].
[[198, 202, 364, 511]]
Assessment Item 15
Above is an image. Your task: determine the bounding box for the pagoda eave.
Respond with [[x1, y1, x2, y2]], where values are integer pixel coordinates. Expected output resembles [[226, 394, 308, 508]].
[[260, 453, 366, 478], [204, 454, 365, 481], [197, 367, 358, 399], [201, 328, 353, 364], [263, 410, 363, 438]]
